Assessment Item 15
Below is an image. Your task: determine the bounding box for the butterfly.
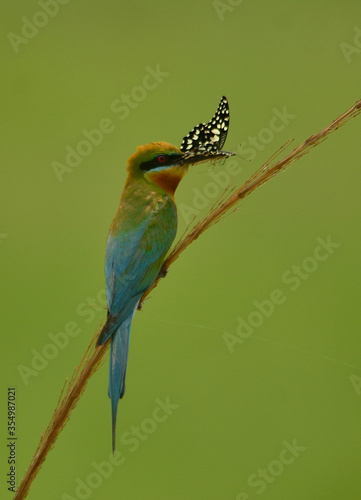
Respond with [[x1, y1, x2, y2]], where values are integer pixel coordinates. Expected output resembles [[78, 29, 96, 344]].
[[180, 96, 233, 160]]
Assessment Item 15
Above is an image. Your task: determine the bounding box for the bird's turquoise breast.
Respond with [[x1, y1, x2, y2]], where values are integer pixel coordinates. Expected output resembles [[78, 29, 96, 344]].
[[105, 186, 177, 318], [143, 195, 178, 251]]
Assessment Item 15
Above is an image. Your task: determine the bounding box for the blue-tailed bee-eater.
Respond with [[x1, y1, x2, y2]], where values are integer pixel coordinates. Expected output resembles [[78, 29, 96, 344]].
[[96, 96, 234, 451]]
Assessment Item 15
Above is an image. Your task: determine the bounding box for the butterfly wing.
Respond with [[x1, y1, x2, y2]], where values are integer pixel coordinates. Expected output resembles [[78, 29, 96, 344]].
[[180, 96, 230, 154]]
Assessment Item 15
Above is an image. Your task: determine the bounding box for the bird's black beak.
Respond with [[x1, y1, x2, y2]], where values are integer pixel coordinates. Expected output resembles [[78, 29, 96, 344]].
[[177, 150, 235, 167]]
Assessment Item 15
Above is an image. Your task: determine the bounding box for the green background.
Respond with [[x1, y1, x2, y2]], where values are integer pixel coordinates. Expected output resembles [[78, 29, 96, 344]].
[[2, 0, 361, 499]]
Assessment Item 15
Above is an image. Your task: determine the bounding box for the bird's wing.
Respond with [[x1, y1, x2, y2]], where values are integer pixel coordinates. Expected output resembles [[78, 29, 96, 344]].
[[104, 218, 149, 312], [104, 201, 177, 327]]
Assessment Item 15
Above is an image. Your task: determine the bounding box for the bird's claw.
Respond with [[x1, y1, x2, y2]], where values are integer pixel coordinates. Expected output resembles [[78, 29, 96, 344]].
[[158, 267, 168, 279]]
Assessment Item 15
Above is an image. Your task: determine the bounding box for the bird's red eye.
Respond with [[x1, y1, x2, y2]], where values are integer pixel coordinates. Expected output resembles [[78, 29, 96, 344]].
[[157, 155, 167, 163]]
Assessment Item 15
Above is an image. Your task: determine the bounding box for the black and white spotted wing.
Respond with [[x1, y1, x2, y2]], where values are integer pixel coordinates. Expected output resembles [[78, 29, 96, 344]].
[[180, 96, 230, 154]]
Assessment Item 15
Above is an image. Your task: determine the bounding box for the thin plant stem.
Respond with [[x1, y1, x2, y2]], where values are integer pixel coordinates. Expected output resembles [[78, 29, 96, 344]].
[[14, 98, 361, 500], [14, 333, 108, 500]]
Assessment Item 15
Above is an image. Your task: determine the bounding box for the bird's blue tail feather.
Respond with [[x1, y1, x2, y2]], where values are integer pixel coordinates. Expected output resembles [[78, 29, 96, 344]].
[[108, 314, 132, 453]]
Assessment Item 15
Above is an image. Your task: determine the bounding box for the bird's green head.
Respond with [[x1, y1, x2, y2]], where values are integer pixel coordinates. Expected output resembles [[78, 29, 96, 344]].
[[126, 141, 188, 197], [126, 141, 230, 197]]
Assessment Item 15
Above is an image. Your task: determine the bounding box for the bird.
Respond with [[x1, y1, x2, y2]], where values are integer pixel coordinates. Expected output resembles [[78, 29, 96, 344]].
[[96, 96, 234, 452]]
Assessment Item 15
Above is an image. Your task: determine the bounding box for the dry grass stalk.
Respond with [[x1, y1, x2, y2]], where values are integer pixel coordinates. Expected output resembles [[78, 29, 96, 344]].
[[142, 98, 361, 299], [14, 333, 108, 500], [15, 98, 361, 499]]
